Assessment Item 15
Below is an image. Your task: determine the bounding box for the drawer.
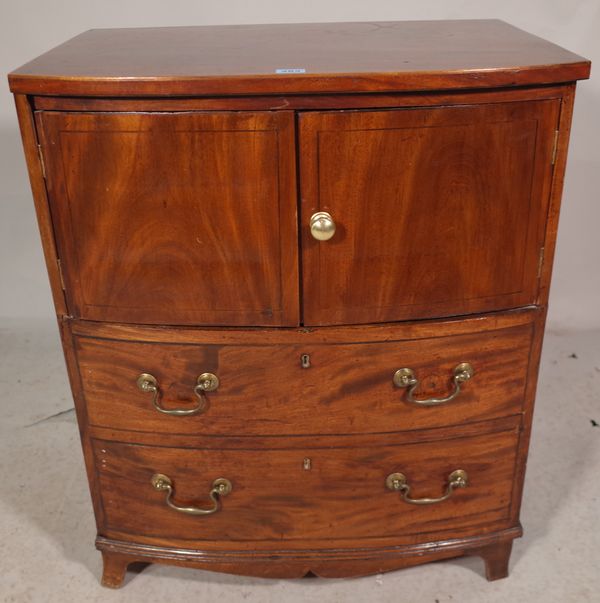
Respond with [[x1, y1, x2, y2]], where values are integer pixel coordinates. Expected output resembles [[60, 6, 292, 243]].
[[75, 316, 534, 436], [94, 422, 519, 545]]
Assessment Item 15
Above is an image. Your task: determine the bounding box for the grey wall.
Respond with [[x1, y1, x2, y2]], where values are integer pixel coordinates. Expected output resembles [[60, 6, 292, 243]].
[[1, 0, 598, 328]]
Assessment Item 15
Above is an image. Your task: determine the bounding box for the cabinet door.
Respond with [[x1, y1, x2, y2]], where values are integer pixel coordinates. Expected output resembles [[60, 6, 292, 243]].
[[38, 111, 298, 326], [299, 101, 559, 326]]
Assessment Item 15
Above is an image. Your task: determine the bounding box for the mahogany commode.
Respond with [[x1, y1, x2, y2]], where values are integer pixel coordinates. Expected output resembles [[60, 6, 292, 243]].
[[9, 20, 590, 588]]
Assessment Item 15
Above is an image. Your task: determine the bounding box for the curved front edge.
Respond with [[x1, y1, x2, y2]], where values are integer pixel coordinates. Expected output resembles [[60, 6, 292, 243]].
[[95, 524, 522, 584]]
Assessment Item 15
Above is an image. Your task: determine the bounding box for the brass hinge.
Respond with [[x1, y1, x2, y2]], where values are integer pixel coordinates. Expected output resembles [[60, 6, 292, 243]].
[[537, 247, 545, 279], [551, 130, 560, 165], [57, 258, 66, 290], [37, 144, 46, 179]]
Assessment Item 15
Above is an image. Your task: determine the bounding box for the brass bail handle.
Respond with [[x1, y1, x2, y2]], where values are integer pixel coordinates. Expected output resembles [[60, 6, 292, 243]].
[[392, 362, 474, 406], [151, 473, 232, 515], [310, 211, 336, 241], [136, 372, 219, 416], [385, 469, 469, 505]]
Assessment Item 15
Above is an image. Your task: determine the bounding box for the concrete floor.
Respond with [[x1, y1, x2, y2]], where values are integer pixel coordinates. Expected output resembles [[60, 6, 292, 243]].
[[0, 318, 598, 603]]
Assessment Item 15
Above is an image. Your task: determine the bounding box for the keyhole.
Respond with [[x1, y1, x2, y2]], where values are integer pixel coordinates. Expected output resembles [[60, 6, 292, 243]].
[[301, 354, 311, 369]]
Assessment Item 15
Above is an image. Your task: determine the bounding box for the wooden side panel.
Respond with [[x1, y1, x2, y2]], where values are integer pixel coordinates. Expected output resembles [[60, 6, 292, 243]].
[[37, 110, 299, 326], [13, 95, 67, 316], [58, 318, 106, 530], [537, 85, 577, 305], [75, 320, 533, 436], [93, 425, 519, 544], [299, 100, 559, 325]]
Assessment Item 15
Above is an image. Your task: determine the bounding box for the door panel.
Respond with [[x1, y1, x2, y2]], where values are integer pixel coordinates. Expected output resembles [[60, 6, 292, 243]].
[[38, 111, 299, 326], [299, 101, 559, 325]]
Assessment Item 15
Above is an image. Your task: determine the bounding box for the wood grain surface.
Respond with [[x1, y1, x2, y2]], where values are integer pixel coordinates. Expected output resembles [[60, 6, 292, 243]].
[[93, 424, 519, 544], [96, 526, 521, 582], [300, 99, 559, 325], [37, 110, 299, 326], [13, 95, 68, 316], [69, 306, 538, 344], [75, 319, 534, 436], [30, 84, 568, 113], [8, 20, 590, 96]]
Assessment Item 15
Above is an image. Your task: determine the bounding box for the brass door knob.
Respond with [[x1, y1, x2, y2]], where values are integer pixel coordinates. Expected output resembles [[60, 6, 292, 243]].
[[310, 211, 336, 241]]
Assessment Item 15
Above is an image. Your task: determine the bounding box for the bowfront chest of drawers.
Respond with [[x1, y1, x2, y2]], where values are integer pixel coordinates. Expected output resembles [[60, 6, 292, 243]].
[[9, 20, 590, 588]]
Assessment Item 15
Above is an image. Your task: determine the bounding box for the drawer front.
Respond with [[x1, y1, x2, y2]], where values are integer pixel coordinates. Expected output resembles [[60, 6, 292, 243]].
[[299, 100, 559, 325], [37, 110, 299, 327], [94, 425, 519, 544], [76, 318, 533, 436]]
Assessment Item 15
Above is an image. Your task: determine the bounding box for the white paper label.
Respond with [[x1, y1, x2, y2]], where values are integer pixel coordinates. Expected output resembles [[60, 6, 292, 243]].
[[275, 68, 306, 74]]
